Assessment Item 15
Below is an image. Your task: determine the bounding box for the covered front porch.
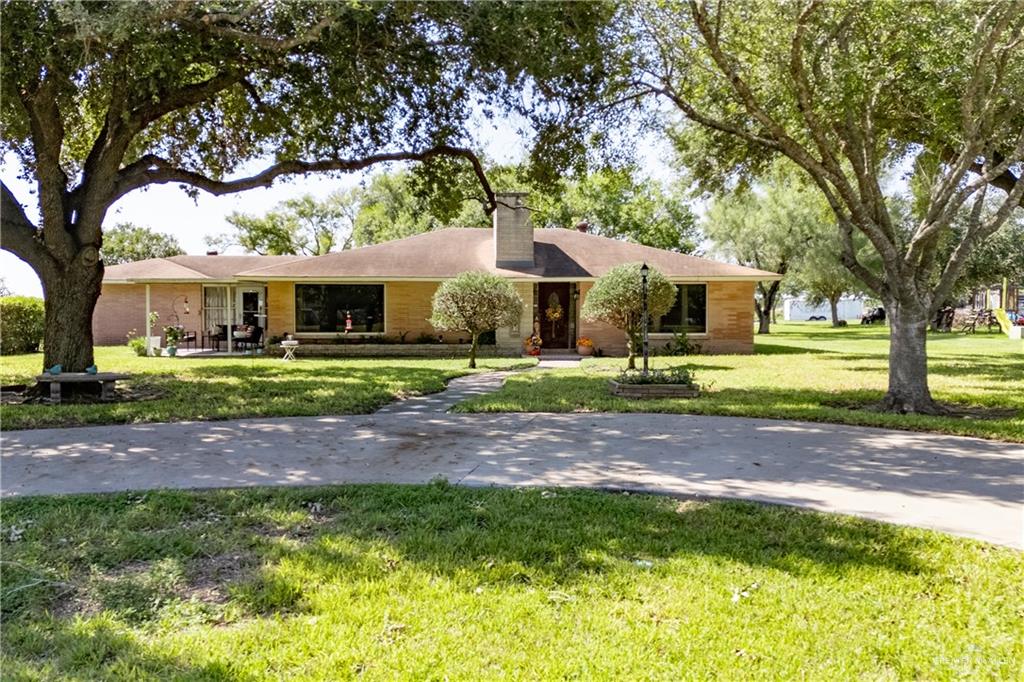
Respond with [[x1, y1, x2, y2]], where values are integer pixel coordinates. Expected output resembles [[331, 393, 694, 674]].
[[146, 283, 270, 353]]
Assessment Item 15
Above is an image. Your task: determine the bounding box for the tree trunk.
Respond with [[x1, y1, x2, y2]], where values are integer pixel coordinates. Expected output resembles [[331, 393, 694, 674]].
[[756, 305, 771, 334], [829, 295, 841, 326], [468, 332, 479, 369], [755, 281, 780, 334], [40, 259, 104, 374], [625, 331, 636, 370], [880, 303, 941, 414]]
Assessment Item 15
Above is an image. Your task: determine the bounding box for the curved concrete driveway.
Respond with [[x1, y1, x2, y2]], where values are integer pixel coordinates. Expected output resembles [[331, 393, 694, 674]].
[[3, 409, 1021, 547]]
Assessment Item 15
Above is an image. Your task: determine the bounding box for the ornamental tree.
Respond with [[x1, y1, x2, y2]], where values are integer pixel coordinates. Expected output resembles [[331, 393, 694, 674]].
[[618, 0, 1024, 413], [429, 272, 523, 368], [0, 1, 614, 372], [580, 262, 676, 369]]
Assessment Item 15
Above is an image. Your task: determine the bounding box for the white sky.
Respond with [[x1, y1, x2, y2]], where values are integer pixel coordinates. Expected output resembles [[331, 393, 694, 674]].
[[1, 118, 676, 297]]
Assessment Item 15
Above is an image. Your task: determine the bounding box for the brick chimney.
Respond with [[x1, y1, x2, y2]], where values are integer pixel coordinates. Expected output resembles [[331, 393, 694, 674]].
[[493, 191, 533, 268]]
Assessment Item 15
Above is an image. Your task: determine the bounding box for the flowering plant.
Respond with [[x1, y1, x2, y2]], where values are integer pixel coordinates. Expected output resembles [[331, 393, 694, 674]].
[[523, 334, 543, 348], [576, 337, 594, 348]]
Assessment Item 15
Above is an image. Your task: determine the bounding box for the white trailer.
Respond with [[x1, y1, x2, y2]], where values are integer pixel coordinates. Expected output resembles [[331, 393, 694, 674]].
[[783, 297, 866, 321]]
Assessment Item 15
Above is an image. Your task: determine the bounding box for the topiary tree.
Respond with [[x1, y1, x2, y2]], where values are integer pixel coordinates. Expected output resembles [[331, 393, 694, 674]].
[[429, 272, 523, 368], [0, 296, 45, 355], [581, 262, 676, 369]]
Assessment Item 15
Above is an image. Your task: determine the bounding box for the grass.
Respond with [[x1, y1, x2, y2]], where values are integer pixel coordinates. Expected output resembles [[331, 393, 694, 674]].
[[0, 348, 534, 430], [2, 483, 1021, 680], [455, 322, 1024, 442]]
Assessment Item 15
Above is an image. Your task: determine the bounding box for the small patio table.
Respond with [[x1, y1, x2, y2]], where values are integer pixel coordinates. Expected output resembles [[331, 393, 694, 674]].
[[281, 340, 299, 361]]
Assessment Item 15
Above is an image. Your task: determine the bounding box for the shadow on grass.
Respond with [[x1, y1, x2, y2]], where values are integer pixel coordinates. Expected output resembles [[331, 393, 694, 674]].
[[1, 365, 468, 429], [1, 485, 936, 627], [753, 343, 835, 355], [1, 616, 246, 681]]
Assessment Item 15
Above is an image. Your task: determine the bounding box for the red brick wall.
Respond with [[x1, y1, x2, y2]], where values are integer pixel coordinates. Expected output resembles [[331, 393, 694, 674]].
[[577, 280, 756, 356], [93, 283, 203, 345]]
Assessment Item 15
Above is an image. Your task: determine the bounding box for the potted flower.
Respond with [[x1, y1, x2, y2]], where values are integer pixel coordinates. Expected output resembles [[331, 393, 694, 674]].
[[163, 325, 183, 357], [523, 333, 543, 356], [576, 336, 594, 356]]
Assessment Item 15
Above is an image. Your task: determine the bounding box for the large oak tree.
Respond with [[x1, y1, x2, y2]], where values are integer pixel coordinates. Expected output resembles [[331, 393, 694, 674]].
[[0, 0, 613, 371], [619, 0, 1024, 413]]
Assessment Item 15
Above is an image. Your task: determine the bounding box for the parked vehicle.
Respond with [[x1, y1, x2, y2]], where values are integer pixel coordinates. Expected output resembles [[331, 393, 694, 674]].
[[860, 307, 886, 325]]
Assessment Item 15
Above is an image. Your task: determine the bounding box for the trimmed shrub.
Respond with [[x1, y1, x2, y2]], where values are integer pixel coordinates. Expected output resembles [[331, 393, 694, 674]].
[[430, 272, 523, 368], [581, 263, 676, 369], [0, 296, 45, 355]]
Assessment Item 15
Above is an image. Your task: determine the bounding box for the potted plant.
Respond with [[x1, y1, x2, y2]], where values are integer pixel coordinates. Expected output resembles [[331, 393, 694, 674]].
[[576, 336, 594, 356], [163, 325, 183, 357], [523, 333, 543, 356]]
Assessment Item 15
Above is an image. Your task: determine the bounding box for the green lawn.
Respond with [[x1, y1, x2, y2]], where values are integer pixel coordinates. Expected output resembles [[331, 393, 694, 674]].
[[2, 484, 1020, 680], [455, 323, 1024, 442], [0, 349, 534, 430]]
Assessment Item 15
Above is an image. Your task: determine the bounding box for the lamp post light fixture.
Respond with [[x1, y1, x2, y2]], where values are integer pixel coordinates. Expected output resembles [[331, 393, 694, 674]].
[[170, 295, 190, 325], [640, 262, 650, 375]]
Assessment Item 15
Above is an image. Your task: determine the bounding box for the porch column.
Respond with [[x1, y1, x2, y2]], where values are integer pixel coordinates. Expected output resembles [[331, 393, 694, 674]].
[[145, 284, 152, 356], [227, 287, 234, 353]]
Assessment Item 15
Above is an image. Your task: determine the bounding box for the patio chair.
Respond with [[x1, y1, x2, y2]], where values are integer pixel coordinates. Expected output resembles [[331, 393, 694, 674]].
[[204, 325, 227, 351], [236, 325, 264, 351], [179, 330, 198, 350]]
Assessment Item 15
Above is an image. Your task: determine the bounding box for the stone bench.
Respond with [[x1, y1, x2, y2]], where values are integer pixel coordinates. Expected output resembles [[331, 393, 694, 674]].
[[35, 372, 131, 404]]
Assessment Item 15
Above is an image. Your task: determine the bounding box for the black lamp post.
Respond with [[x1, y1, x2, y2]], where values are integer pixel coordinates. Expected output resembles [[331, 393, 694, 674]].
[[640, 262, 650, 375]]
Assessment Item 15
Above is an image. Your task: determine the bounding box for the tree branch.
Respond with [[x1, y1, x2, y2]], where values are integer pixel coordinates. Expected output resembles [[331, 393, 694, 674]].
[[191, 12, 338, 52], [970, 160, 1024, 208], [114, 145, 498, 213], [1, 181, 57, 278]]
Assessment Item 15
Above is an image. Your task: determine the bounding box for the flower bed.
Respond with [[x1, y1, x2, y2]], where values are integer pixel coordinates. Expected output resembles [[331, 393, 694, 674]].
[[608, 366, 700, 398]]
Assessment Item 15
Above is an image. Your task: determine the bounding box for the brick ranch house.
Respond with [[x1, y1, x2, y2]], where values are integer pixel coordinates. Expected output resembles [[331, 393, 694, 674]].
[[94, 192, 780, 355]]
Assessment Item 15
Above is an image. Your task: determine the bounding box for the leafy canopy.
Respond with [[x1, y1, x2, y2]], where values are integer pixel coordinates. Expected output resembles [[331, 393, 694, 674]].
[[621, 0, 1024, 309], [352, 165, 699, 252], [581, 262, 676, 337], [0, 0, 618, 273], [430, 272, 523, 337], [210, 192, 358, 256], [100, 223, 184, 265], [430, 271, 523, 367]]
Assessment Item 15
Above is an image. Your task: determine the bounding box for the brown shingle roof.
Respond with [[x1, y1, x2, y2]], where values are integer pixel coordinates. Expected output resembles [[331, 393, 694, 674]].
[[238, 228, 781, 280], [103, 255, 305, 282], [102, 230, 781, 283]]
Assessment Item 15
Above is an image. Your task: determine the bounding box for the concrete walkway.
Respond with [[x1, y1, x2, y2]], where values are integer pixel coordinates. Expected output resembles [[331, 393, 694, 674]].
[[374, 370, 522, 414], [3, 408, 1021, 547]]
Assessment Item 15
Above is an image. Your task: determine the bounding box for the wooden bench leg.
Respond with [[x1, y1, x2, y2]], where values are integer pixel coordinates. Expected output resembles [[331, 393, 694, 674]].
[[49, 382, 61, 404]]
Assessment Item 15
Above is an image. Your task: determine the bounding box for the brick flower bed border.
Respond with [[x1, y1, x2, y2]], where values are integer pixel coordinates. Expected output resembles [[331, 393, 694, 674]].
[[287, 343, 520, 358], [608, 380, 701, 399]]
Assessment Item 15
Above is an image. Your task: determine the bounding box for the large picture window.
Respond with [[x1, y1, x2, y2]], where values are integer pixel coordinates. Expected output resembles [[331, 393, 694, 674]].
[[295, 284, 384, 333], [654, 283, 707, 334]]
